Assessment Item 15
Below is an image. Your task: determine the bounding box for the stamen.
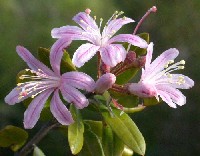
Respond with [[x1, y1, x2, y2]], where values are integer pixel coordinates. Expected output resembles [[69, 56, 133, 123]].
[[99, 18, 103, 29], [94, 16, 96, 20], [85, 8, 91, 15]]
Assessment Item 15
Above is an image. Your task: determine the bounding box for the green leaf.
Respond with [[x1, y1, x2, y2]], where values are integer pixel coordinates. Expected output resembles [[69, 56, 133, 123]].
[[113, 133, 124, 156], [37, 47, 51, 68], [33, 146, 46, 156], [68, 105, 84, 155], [109, 91, 139, 108], [102, 109, 146, 155], [37, 47, 76, 73], [143, 97, 161, 106], [84, 120, 102, 138], [115, 68, 138, 85], [102, 124, 113, 156], [0, 125, 28, 151], [78, 124, 105, 156]]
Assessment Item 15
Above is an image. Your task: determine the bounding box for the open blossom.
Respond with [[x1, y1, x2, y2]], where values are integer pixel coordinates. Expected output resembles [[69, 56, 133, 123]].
[[51, 9, 148, 68], [128, 42, 194, 108], [5, 38, 95, 129]]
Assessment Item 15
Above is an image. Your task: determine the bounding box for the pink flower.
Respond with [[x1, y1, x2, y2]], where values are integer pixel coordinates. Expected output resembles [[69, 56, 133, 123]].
[[5, 38, 95, 129], [128, 42, 194, 108], [51, 10, 148, 68]]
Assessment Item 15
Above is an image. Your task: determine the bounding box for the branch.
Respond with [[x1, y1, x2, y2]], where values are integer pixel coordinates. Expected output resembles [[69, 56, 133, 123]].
[[15, 120, 60, 156]]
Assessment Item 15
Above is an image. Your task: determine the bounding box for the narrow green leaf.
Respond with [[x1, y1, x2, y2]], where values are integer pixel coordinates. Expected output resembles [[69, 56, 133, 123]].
[[37, 47, 51, 68], [102, 109, 146, 155], [78, 124, 105, 156], [102, 124, 113, 156], [33, 146, 46, 156], [0, 125, 28, 151], [68, 105, 84, 155], [113, 133, 124, 156]]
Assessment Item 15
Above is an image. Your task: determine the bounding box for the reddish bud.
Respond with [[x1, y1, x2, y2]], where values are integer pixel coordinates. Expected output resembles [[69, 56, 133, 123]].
[[85, 8, 91, 15], [95, 73, 116, 94], [124, 51, 136, 64], [151, 6, 157, 13]]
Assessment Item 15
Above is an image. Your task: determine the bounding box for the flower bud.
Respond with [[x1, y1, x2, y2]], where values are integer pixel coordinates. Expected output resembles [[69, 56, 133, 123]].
[[124, 51, 136, 64], [95, 73, 116, 94]]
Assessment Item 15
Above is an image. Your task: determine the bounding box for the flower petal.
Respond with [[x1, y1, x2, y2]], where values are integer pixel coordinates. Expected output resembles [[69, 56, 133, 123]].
[[73, 12, 99, 33], [72, 43, 100, 68], [50, 89, 74, 125], [51, 26, 94, 43], [169, 74, 194, 89], [145, 42, 154, 69], [23, 89, 53, 129], [16, 46, 55, 76], [60, 84, 89, 109], [62, 71, 95, 92], [99, 44, 127, 67], [50, 38, 72, 75], [143, 48, 179, 79], [108, 34, 148, 49], [157, 90, 177, 108], [5, 87, 29, 105], [102, 17, 134, 39], [156, 85, 186, 107]]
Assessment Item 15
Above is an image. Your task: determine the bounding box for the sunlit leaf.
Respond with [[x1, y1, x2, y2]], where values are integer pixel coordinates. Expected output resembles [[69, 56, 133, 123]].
[[33, 145, 46, 156], [102, 109, 146, 155], [0, 125, 28, 151], [122, 146, 134, 156], [113, 133, 124, 156], [84, 120, 102, 138], [68, 105, 84, 155]]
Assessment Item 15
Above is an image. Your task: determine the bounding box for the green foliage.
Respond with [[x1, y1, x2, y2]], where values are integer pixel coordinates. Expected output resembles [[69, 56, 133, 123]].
[[79, 123, 105, 156], [102, 109, 146, 155], [0, 125, 28, 152], [68, 105, 84, 155], [33, 146, 46, 156], [37, 47, 76, 73]]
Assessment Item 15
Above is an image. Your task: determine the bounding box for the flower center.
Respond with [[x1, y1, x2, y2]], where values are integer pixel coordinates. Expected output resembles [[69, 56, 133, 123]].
[[17, 69, 60, 99]]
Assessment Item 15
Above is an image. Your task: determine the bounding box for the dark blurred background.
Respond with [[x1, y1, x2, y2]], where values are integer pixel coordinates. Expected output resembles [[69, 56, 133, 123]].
[[0, 0, 199, 155]]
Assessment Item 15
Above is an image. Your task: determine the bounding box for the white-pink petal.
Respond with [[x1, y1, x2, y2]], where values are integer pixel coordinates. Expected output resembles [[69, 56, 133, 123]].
[[16, 46, 55, 77], [72, 43, 100, 68], [145, 42, 154, 69], [73, 12, 99, 33], [50, 90, 74, 125], [108, 34, 148, 49], [169, 74, 194, 89], [156, 85, 186, 107], [62, 71, 95, 92], [60, 84, 89, 109], [102, 17, 134, 38], [99, 44, 127, 67], [23, 89, 53, 129], [50, 38, 72, 75], [157, 90, 177, 108], [143, 48, 179, 79]]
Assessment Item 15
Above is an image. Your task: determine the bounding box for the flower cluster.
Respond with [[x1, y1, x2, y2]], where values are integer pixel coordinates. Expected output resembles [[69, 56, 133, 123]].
[[5, 8, 194, 129]]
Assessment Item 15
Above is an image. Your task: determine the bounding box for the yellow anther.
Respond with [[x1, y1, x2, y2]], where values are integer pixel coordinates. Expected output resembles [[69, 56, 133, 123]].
[[178, 66, 184, 69], [122, 16, 127, 20], [167, 73, 172, 78], [119, 11, 124, 15], [168, 60, 174, 64], [94, 16, 96, 20], [25, 69, 30, 71], [100, 18, 103, 21], [115, 11, 118, 14], [180, 60, 185, 64], [111, 30, 116, 34], [80, 20, 84, 23], [178, 76, 184, 80], [164, 63, 169, 68]]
